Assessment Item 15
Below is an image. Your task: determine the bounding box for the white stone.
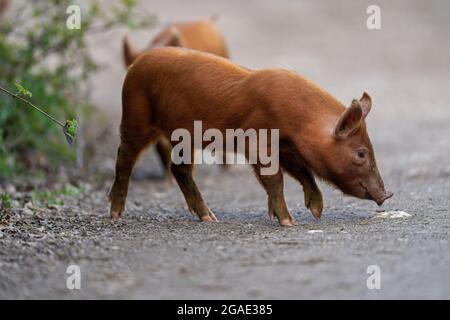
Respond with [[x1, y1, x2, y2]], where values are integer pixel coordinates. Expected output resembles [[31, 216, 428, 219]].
[[373, 210, 412, 219]]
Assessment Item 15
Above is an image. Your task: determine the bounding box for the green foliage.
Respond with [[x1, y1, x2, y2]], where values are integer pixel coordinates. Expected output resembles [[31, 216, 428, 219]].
[[14, 83, 33, 98], [30, 184, 82, 206], [62, 118, 78, 145], [0, 74, 76, 176], [0, 0, 156, 180], [30, 189, 64, 205], [0, 193, 12, 209], [0, 192, 12, 224], [65, 119, 78, 138]]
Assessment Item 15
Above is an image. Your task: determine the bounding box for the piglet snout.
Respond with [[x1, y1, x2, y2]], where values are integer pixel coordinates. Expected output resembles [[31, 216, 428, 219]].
[[375, 190, 394, 206]]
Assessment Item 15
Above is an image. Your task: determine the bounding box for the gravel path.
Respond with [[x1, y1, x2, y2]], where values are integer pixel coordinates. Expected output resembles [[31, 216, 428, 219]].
[[1, 0, 449, 299]]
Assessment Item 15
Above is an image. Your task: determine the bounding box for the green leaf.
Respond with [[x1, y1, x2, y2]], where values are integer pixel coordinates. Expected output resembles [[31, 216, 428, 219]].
[[122, 0, 138, 8], [63, 118, 78, 145], [14, 83, 33, 98], [0, 193, 12, 209]]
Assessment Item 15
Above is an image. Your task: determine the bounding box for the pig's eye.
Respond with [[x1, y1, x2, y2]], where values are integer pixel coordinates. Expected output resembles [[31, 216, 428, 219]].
[[354, 149, 368, 164], [357, 151, 366, 159]]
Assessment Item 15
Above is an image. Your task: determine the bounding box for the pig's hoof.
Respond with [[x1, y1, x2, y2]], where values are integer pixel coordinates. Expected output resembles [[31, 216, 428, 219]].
[[189, 206, 218, 222], [202, 209, 218, 222], [305, 194, 323, 220], [309, 206, 322, 220], [279, 217, 298, 227], [110, 210, 122, 220], [200, 214, 217, 222], [268, 209, 275, 221], [110, 199, 125, 219]]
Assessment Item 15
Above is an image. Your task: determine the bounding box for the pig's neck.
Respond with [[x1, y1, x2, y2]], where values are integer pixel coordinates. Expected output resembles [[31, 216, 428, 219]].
[[280, 78, 345, 180]]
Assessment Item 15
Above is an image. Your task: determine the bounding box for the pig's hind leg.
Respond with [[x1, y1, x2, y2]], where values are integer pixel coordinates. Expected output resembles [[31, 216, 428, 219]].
[[109, 91, 158, 219], [253, 164, 297, 227], [109, 130, 158, 219], [170, 162, 217, 222]]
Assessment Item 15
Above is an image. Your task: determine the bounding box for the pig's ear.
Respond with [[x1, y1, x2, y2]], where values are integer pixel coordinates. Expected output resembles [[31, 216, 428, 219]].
[[359, 92, 372, 119], [334, 100, 363, 139], [166, 27, 186, 47], [123, 35, 141, 67], [151, 27, 186, 48]]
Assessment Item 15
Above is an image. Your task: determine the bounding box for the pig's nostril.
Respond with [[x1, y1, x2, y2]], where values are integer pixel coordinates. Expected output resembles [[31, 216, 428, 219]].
[[384, 191, 394, 200], [376, 191, 394, 206]]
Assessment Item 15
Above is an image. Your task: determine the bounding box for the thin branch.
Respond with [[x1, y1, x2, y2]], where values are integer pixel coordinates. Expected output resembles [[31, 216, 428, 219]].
[[0, 85, 65, 127]]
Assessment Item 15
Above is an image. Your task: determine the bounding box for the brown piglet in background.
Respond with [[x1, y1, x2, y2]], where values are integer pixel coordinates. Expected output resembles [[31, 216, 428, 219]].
[[0, 0, 10, 20], [123, 17, 229, 66], [110, 47, 393, 227], [122, 18, 229, 177]]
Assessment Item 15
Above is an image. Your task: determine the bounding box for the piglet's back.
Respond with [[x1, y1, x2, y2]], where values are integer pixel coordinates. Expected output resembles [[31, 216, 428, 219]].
[[124, 48, 251, 114], [129, 47, 248, 85]]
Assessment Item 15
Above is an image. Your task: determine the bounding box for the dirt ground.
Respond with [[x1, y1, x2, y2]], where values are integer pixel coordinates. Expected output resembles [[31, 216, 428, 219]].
[[1, 0, 449, 299]]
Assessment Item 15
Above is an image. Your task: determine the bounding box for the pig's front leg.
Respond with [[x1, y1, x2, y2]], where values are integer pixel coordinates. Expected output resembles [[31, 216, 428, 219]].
[[253, 164, 297, 227], [280, 154, 323, 219], [301, 174, 323, 220], [155, 136, 173, 178]]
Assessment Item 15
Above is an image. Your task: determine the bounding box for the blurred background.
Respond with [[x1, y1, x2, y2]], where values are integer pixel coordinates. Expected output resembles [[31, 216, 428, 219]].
[[0, 0, 449, 299]]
